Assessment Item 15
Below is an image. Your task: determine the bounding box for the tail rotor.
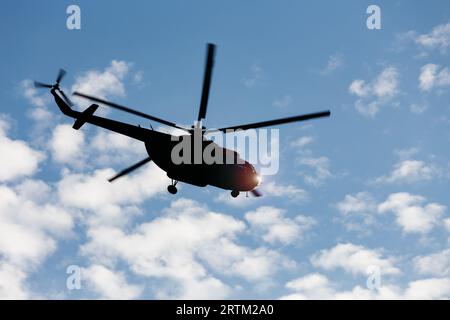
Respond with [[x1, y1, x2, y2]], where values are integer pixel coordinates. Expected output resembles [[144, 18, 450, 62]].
[[34, 68, 73, 106]]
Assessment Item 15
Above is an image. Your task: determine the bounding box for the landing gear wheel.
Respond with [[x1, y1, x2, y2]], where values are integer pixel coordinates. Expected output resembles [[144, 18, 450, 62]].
[[167, 185, 177, 195], [231, 190, 240, 198]]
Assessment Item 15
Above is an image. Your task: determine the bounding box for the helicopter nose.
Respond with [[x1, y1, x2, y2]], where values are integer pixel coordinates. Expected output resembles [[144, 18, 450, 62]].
[[254, 174, 262, 186]]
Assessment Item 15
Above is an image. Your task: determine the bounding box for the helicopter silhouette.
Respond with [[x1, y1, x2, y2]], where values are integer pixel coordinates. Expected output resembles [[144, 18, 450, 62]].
[[34, 44, 330, 197]]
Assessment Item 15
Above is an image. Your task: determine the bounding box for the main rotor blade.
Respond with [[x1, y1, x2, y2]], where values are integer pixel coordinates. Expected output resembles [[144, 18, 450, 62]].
[[198, 43, 216, 122], [251, 189, 262, 197], [60, 90, 73, 106], [108, 157, 152, 182], [73, 91, 190, 133], [210, 110, 331, 133], [56, 69, 66, 84], [34, 81, 53, 89]]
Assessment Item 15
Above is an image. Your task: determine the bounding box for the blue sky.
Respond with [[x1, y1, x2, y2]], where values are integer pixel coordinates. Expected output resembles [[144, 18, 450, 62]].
[[1, 0, 450, 299]]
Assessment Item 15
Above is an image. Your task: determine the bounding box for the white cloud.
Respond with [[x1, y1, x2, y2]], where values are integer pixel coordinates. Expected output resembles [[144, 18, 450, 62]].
[[349, 80, 370, 97], [0, 118, 44, 182], [310, 243, 400, 276], [321, 54, 343, 75], [71, 60, 132, 103], [281, 273, 334, 299], [280, 273, 450, 300], [291, 136, 314, 148], [404, 278, 450, 299], [29, 107, 54, 123], [50, 124, 85, 166], [89, 130, 146, 166], [298, 155, 332, 187], [336, 191, 448, 235], [245, 206, 316, 244], [336, 192, 376, 215], [261, 181, 308, 201], [373, 67, 399, 98], [80, 198, 293, 298], [242, 63, 263, 88], [51, 125, 147, 168], [349, 67, 399, 117], [0, 265, 30, 299], [410, 103, 427, 114], [0, 179, 76, 299], [414, 249, 450, 277], [349, 67, 399, 98], [293, 137, 332, 187], [444, 218, 450, 232], [419, 64, 450, 91], [20, 79, 49, 107], [413, 22, 450, 53], [378, 192, 446, 234], [57, 164, 167, 226], [374, 160, 436, 184], [83, 265, 143, 299], [273, 95, 292, 109], [335, 192, 377, 231]]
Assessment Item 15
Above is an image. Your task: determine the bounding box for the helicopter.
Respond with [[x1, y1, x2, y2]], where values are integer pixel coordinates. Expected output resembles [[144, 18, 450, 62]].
[[34, 44, 330, 198]]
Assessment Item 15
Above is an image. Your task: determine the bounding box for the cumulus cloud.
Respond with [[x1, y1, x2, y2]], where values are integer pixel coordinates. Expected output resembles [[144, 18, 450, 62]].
[[83, 265, 143, 299], [407, 22, 450, 54], [50, 124, 85, 166], [89, 130, 145, 166], [20, 79, 49, 107], [291, 136, 314, 148], [336, 192, 376, 215], [349, 67, 399, 117], [50, 125, 147, 169], [297, 155, 332, 187], [310, 243, 400, 276], [0, 179, 76, 298], [57, 164, 167, 226], [242, 63, 264, 88], [419, 64, 450, 91], [335, 191, 448, 235], [281, 273, 334, 299], [374, 159, 437, 184], [80, 198, 294, 298], [409, 103, 427, 114], [444, 218, 450, 232], [0, 265, 30, 299], [245, 206, 316, 245], [262, 181, 308, 201], [0, 118, 44, 182], [280, 273, 450, 300], [293, 137, 332, 187], [273, 95, 292, 109], [335, 192, 377, 231], [414, 249, 450, 277], [321, 54, 343, 75], [71, 60, 132, 104], [378, 192, 446, 234]]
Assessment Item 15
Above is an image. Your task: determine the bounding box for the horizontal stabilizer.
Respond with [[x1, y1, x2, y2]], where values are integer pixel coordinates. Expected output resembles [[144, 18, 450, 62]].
[[73, 104, 99, 130]]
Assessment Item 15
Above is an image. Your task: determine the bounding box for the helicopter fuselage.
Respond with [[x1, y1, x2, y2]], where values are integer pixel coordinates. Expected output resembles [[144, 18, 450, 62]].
[[51, 89, 260, 192], [144, 130, 260, 191]]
